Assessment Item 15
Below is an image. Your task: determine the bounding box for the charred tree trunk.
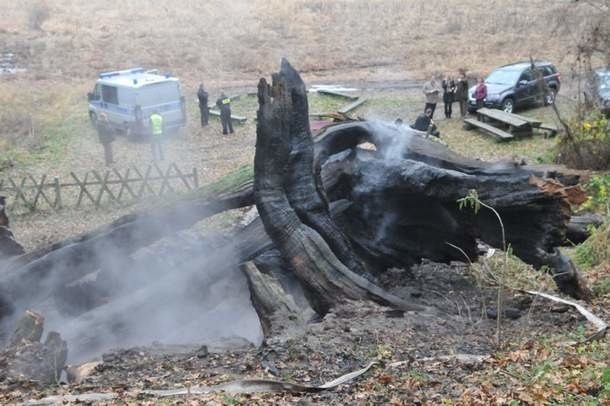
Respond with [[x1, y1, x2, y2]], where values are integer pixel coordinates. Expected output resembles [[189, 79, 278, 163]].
[[0, 61, 594, 348], [0, 196, 25, 260], [254, 59, 431, 316]]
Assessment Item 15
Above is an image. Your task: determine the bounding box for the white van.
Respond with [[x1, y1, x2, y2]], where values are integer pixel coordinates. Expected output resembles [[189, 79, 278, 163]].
[[87, 67, 187, 139]]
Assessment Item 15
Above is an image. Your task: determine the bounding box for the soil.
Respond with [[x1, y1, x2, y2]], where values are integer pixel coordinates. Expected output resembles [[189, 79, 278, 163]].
[[0, 261, 588, 405]]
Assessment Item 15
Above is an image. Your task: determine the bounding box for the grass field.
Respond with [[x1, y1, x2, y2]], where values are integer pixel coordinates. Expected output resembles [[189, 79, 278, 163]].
[[0, 0, 596, 83]]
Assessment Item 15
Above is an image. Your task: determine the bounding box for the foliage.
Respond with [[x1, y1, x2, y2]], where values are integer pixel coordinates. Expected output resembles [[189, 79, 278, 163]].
[[557, 113, 610, 170], [581, 173, 610, 213], [457, 189, 481, 214], [574, 219, 610, 269]]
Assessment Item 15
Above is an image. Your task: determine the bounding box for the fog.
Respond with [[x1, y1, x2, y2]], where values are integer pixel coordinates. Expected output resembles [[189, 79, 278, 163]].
[[2, 222, 263, 363]]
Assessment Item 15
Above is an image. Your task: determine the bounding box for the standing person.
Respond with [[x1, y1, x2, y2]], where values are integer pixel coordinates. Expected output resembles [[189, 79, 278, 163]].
[[197, 83, 209, 127], [216, 92, 234, 135], [149, 110, 164, 161], [474, 77, 487, 111], [422, 75, 441, 119], [455, 70, 469, 117], [442, 75, 456, 119], [96, 112, 115, 166]]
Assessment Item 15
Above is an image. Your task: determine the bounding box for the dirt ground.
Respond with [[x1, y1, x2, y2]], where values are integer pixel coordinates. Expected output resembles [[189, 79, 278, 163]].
[[1, 73, 608, 404], [1, 261, 604, 405]]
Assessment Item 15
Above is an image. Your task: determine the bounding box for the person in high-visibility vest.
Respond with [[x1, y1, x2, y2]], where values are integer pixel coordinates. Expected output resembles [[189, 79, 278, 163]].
[[149, 111, 164, 160], [216, 92, 234, 135]]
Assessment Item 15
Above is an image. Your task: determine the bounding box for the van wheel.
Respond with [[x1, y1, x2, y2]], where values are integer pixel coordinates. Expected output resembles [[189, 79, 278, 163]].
[[501, 98, 514, 113], [544, 88, 556, 106], [89, 112, 97, 126]]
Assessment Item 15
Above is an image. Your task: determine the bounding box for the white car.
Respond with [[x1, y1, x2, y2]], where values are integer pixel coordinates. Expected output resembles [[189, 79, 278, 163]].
[[88, 67, 187, 140]]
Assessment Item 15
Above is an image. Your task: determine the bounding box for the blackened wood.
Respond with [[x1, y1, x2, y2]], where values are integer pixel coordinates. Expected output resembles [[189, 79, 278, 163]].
[[254, 59, 426, 315]]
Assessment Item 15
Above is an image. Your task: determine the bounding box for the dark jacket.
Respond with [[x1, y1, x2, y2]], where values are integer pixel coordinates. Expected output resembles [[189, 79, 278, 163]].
[[96, 121, 115, 144], [411, 113, 431, 132], [455, 77, 469, 101], [216, 96, 231, 117], [442, 79, 456, 103], [197, 88, 209, 109]]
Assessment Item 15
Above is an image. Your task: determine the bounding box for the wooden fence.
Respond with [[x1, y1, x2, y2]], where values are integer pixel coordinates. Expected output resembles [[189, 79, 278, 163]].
[[0, 163, 200, 212]]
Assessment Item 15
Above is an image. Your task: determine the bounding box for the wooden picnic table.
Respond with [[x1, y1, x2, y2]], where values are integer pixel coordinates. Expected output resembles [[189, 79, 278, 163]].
[[477, 107, 541, 129], [476, 108, 558, 137], [463, 117, 514, 141]]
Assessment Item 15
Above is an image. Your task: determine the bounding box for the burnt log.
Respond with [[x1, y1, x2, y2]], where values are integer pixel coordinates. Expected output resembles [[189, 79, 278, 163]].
[[251, 60, 589, 311], [313, 121, 590, 299], [0, 61, 594, 351], [566, 213, 604, 244], [241, 261, 311, 338], [0, 196, 25, 260], [0, 311, 67, 386], [0, 169, 254, 321], [254, 59, 431, 316]]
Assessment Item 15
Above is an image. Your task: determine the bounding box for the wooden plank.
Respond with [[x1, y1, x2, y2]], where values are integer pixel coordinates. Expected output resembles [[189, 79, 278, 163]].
[[338, 97, 368, 115], [192, 168, 199, 189], [309, 112, 345, 120], [91, 170, 116, 207], [463, 118, 514, 141], [171, 163, 192, 190], [28, 174, 54, 209], [53, 177, 62, 209], [507, 112, 543, 127], [9, 177, 31, 208], [477, 108, 531, 128], [72, 172, 97, 207], [537, 123, 558, 137], [134, 166, 157, 197], [317, 89, 359, 100], [208, 110, 247, 124], [113, 168, 138, 201], [155, 163, 176, 195]]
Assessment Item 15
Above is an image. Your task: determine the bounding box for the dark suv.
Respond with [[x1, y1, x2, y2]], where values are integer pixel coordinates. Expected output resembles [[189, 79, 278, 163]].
[[468, 61, 561, 114]]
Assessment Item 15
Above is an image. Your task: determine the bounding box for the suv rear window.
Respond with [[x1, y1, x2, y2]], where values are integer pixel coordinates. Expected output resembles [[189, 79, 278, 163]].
[[541, 66, 556, 76]]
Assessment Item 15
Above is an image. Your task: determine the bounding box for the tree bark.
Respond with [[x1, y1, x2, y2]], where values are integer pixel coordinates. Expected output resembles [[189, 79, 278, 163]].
[[254, 59, 431, 316]]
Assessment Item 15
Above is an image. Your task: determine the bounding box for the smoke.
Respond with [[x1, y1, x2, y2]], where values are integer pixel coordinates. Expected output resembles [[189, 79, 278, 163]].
[[2, 217, 263, 363], [336, 120, 417, 247]]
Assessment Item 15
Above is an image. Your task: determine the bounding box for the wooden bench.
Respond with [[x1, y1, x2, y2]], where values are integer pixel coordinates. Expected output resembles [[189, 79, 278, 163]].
[[317, 89, 359, 100], [476, 108, 536, 135], [507, 112, 558, 136], [338, 97, 368, 115], [463, 118, 514, 141]]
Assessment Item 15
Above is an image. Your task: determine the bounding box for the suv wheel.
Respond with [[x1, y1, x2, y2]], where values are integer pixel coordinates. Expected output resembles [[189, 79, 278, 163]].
[[89, 111, 97, 126], [501, 98, 514, 114], [544, 88, 556, 106]]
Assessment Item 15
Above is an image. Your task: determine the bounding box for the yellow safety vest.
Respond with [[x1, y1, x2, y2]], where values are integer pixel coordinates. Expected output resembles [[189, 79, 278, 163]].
[[150, 113, 163, 136]]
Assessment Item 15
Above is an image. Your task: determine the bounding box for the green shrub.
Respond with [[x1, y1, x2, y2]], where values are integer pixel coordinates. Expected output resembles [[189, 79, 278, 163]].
[[556, 113, 610, 170], [574, 219, 610, 269]]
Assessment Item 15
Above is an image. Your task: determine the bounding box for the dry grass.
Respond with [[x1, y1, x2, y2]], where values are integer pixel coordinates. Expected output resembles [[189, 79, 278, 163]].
[[0, 0, 584, 85]]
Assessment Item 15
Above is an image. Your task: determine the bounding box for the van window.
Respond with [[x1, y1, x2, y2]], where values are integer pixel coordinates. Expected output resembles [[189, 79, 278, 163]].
[[135, 82, 180, 107], [93, 84, 101, 100], [102, 85, 119, 104], [117, 87, 136, 106]]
